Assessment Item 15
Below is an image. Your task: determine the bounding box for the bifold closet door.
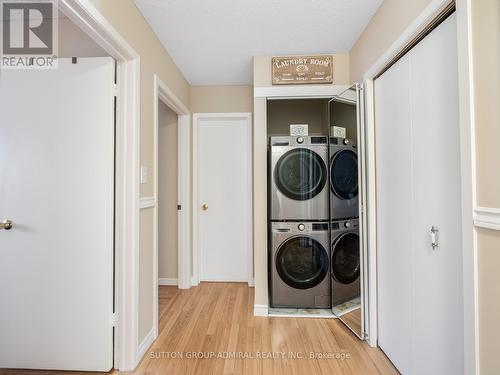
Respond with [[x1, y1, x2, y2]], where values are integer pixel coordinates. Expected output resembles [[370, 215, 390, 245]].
[[375, 52, 414, 375], [410, 14, 462, 374], [376, 14, 462, 375]]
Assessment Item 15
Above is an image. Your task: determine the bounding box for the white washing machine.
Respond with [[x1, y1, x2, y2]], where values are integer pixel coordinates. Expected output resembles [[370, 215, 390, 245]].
[[270, 221, 330, 308], [330, 137, 359, 220], [269, 136, 329, 221]]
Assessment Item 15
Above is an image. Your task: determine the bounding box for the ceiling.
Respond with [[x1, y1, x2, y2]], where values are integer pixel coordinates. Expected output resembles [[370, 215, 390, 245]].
[[133, 0, 383, 86]]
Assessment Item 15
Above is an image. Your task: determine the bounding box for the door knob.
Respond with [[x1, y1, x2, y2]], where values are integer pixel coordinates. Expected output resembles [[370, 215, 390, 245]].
[[0, 219, 13, 230], [202, 203, 208, 211]]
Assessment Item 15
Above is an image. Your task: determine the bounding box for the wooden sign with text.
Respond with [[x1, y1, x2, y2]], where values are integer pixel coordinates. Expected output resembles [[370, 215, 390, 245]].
[[272, 55, 333, 85]]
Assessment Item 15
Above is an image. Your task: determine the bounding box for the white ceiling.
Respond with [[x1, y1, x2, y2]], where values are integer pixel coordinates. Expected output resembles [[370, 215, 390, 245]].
[[133, 0, 383, 86]]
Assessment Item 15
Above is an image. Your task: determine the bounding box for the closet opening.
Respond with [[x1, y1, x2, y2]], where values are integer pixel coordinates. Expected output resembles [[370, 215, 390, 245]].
[[266, 87, 368, 340]]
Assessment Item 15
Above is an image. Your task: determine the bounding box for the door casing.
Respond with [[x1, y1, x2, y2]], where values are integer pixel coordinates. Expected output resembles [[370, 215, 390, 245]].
[[151, 74, 191, 358], [59, 0, 141, 371]]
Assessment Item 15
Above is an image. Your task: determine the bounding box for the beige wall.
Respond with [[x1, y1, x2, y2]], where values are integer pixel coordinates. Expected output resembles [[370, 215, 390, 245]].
[[267, 99, 330, 136], [138, 208, 154, 341], [349, 0, 434, 82], [477, 228, 500, 374], [89, 0, 190, 197], [330, 100, 358, 140], [191, 86, 253, 113], [89, 0, 191, 344], [252, 54, 350, 306], [470, 0, 500, 374], [471, 0, 500, 209], [158, 101, 178, 279]]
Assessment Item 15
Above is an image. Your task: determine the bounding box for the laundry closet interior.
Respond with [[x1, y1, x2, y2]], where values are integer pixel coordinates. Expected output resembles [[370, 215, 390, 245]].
[[266, 86, 367, 339]]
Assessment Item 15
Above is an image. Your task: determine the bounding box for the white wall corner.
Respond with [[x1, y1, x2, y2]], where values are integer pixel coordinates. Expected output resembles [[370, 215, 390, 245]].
[[158, 278, 178, 286], [253, 304, 268, 317], [136, 327, 156, 366]]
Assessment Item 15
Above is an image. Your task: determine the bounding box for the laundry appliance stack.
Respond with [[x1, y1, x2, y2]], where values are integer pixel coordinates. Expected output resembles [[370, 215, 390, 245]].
[[268, 133, 360, 311], [268, 134, 330, 308]]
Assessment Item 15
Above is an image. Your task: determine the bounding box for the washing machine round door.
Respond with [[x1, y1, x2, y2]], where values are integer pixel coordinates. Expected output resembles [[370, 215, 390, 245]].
[[275, 149, 327, 201], [276, 236, 329, 289], [330, 150, 358, 200], [331, 233, 360, 284]]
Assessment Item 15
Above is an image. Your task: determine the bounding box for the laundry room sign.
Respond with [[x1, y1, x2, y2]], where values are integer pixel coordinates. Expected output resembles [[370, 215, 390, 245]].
[[272, 55, 333, 85]]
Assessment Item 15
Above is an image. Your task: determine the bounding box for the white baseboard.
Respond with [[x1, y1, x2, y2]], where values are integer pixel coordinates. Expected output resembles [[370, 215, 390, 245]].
[[253, 304, 268, 317], [247, 277, 255, 287], [158, 277, 178, 286], [136, 327, 156, 365], [191, 276, 199, 287]]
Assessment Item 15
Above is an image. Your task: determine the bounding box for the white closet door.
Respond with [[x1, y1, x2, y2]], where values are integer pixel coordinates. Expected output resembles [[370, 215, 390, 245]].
[[375, 53, 414, 375], [410, 14, 463, 374], [375, 14, 462, 375]]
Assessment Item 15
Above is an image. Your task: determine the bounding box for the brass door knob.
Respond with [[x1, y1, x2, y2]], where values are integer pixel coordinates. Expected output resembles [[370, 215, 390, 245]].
[[0, 219, 13, 230], [202, 203, 208, 211]]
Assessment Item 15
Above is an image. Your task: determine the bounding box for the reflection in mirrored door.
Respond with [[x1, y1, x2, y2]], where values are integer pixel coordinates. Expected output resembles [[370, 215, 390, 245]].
[[328, 84, 366, 339]]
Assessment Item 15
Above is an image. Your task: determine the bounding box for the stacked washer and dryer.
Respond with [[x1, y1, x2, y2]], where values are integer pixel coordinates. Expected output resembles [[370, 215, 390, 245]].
[[268, 134, 361, 311], [269, 135, 331, 308]]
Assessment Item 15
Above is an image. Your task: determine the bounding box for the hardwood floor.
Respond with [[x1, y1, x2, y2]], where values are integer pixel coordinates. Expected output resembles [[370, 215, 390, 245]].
[[135, 283, 397, 375], [0, 283, 398, 375]]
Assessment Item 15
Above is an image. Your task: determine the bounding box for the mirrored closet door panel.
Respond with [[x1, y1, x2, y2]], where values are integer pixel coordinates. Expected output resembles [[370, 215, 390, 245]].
[[328, 85, 367, 339]]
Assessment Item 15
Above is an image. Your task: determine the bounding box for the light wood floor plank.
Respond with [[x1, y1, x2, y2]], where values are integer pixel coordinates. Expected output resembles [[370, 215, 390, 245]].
[[0, 283, 399, 375]]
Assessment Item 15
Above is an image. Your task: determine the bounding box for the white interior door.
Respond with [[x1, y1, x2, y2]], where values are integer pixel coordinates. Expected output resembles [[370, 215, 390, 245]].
[[0, 58, 115, 371], [195, 114, 252, 282], [375, 14, 462, 375]]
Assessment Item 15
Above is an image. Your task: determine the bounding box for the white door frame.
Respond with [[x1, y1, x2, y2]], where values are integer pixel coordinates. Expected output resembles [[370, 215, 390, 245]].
[[361, 0, 477, 373], [152, 74, 191, 340], [192, 113, 253, 286], [58, 0, 141, 371]]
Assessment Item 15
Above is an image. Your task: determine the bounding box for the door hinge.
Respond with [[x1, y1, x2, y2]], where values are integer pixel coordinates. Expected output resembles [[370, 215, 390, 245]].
[[113, 83, 118, 96], [111, 313, 117, 327]]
